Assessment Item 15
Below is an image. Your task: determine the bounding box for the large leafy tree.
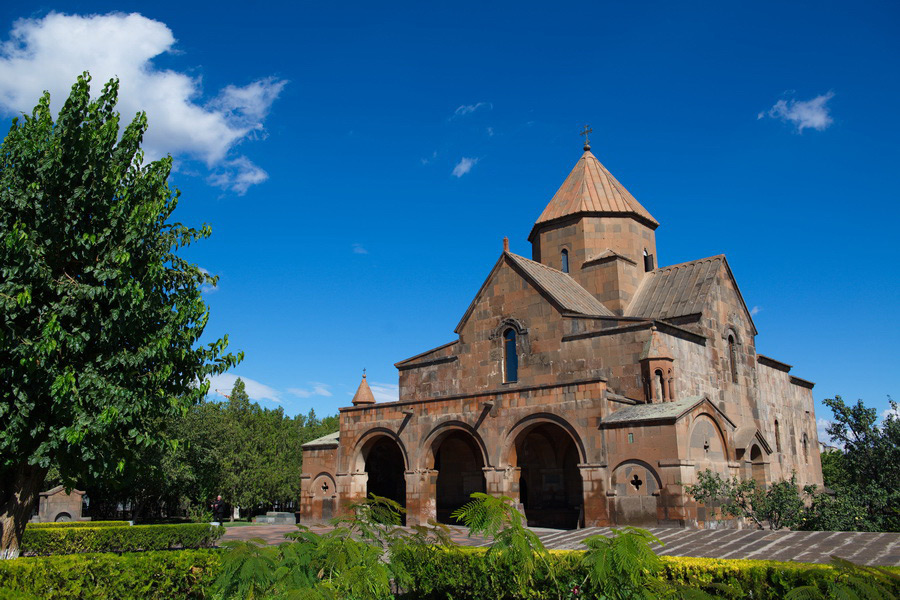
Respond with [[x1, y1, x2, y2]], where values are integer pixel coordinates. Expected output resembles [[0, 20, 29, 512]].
[[0, 74, 240, 557]]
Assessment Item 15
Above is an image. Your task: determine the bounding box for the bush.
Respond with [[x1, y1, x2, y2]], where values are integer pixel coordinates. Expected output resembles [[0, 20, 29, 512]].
[[391, 546, 900, 600], [21, 524, 224, 556], [26, 521, 130, 529], [0, 550, 219, 599]]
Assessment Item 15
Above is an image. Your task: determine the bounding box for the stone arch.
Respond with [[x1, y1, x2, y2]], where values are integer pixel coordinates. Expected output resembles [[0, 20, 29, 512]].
[[610, 459, 661, 526], [505, 414, 586, 529], [54, 512, 72, 522], [353, 430, 407, 520], [748, 443, 767, 485], [311, 472, 338, 521], [491, 317, 528, 339], [424, 422, 487, 523], [352, 428, 409, 473], [688, 413, 729, 473], [502, 412, 587, 467]]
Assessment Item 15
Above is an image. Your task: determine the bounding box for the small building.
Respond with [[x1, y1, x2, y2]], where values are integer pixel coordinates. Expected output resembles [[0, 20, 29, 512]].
[[300, 141, 823, 529], [32, 486, 88, 523]]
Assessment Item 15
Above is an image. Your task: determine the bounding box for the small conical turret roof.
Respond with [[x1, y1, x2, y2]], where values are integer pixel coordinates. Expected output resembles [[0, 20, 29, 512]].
[[351, 370, 376, 406], [534, 148, 658, 230]]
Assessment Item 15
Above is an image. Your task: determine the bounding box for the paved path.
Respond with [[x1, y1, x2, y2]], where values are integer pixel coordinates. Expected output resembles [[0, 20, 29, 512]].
[[221, 524, 900, 566]]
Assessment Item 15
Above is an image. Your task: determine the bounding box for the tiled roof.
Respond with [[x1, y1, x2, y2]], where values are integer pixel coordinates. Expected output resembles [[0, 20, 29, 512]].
[[602, 396, 706, 424], [301, 431, 339, 448], [534, 150, 658, 228], [351, 374, 376, 405], [627, 256, 724, 320], [507, 253, 614, 316]]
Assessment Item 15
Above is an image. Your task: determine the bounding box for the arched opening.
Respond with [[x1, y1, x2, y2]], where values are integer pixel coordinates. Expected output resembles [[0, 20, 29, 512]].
[[363, 436, 406, 523], [749, 444, 766, 485], [612, 461, 661, 526], [504, 328, 518, 383], [774, 420, 782, 453], [513, 422, 583, 529], [654, 370, 665, 402], [434, 430, 486, 523], [561, 249, 570, 273], [727, 335, 738, 383], [54, 512, 72, 522], [801, 433, 809, 464]]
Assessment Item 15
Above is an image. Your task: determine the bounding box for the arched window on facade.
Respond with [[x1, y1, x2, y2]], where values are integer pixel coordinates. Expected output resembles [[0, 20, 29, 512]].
[[654, 369, 665, 402], [728, 334, 738, 383], [561, 249, 569, 273], [801, 433, 809, 464], [774, 420, 782, 453], [504, 329, 518, 383]]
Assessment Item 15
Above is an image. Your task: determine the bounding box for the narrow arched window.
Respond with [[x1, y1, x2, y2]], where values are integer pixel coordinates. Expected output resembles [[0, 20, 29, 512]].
[[654, 369, 664, 402], [728, 335, 738, 383], [504, 329, 518, 383], [774, 420, 782, 453], [801, 433, 809, 464], [561, 249, 569, 273]]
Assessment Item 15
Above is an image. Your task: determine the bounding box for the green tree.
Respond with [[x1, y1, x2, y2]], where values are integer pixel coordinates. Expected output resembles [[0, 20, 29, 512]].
[[684, 470, 805, 530], [822, 396, 899, 531], [0, 74, 240, 557]]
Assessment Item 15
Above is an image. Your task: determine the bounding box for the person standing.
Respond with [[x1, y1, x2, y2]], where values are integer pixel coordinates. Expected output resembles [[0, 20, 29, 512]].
[[210, 495, 227, 523]]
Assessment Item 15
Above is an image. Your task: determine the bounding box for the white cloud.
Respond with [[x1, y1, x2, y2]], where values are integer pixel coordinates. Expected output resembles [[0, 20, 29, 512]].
[[486, 126, 494, 137], [208, 373, 282, 403], [420, 150, 438, 166], [369, 382, 399, 403], [352, 243, 368, 255], [882, 406, 899, 421], [198, 267, 218, 294], [288, 383, 333, 398], [816, 418, 833, 446], [750, 305, 762, 316], [0, 12, 286, 194], [758, 92, 835, 132], [453, 102, 491, 117], [452, 157, 478, 178]]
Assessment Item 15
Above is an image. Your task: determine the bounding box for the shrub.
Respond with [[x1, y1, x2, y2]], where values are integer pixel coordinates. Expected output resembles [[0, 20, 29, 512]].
[[26, 521, 130, 529], [21, 523, 224, 555], [0, 549, 219, 599]]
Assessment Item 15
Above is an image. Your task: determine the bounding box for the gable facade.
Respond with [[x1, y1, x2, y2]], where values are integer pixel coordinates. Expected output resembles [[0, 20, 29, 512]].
[[299, 144, 823, 529]]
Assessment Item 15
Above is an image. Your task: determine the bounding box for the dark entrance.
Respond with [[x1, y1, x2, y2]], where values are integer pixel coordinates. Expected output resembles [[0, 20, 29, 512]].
[[434, 431, 486, 523], [515, 423, 583, 529], [364, 436, 406, 523]]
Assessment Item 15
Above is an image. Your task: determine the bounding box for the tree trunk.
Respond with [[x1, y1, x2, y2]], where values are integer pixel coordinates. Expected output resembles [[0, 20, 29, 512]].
[[0, 463, 48, 559]]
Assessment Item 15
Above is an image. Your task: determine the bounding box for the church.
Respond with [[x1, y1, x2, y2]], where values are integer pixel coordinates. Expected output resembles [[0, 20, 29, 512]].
[[299, 137, 824, 529]]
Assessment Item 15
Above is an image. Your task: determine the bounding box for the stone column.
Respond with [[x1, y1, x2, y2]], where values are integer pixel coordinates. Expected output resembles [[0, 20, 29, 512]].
[[336, 472, 368, 518], [657, 460, 695, 527], [579, 464, 611, 527], [404, 469, 437, 526]]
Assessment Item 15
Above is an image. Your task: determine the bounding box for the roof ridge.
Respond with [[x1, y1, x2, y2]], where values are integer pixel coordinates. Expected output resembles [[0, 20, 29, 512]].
[[651, 254, 725, 274]]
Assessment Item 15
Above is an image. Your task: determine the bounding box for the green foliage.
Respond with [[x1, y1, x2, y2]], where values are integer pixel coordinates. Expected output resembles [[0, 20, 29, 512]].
[[0, 549, 219, 599], [821, 396, 900, 531], [785, 556, 900, 600], [26, 521, 129, 529], [21, 523, 223, 555], [581, 527, 665, 599], [684, 470, 805, 530], [0, 73, 240, 550]]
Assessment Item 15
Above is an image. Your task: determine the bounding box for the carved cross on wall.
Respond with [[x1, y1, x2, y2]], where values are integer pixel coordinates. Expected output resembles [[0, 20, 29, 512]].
[[321, 482, 329, 492], [703, 440, 710, 453], [630, 473, 643, 490]]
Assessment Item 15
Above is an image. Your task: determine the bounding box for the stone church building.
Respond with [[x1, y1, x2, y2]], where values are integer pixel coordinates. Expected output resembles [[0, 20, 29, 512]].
[[300, 141, 823, 529]]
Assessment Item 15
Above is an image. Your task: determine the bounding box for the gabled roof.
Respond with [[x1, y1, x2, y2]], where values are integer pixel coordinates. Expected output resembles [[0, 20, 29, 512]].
[[600, 395, 736, 428], [533, 149, 658, 232], [455, 252, 613, 333], [627, 255, 758, 335], [301, 431, 339, 449], [506, 253, 614, 317], [627, 255, 724, 320]]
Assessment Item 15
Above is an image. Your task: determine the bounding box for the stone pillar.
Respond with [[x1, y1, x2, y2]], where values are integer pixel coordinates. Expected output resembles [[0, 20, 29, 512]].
[[404, 469, 437, 526], [657, 460, 695, 527], [579, 464, 611, 527], [336, 472, 368, 518]]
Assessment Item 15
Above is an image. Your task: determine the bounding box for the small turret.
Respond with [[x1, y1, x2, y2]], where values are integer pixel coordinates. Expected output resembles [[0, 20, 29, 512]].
[[351, 369, 376, 406]]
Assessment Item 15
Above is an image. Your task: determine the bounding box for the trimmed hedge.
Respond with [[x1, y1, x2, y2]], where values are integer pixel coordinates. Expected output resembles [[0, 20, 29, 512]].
[[26, 521, 130, 529], [0, 550, 219, 599], [390, 546, 900, 600], [21, 524, 224, 556]]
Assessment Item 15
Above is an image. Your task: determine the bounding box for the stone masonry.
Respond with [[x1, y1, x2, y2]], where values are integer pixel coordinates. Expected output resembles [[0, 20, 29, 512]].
[[300, 141, 823, 529]]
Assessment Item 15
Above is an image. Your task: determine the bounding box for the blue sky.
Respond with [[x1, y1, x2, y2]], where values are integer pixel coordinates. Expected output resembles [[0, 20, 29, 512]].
[[1, 1, 897, 439]]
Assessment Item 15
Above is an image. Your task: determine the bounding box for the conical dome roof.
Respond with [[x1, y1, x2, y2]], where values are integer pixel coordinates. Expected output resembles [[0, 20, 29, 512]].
[[534, 149, 658, 229], [351, 371, 376, 406]]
